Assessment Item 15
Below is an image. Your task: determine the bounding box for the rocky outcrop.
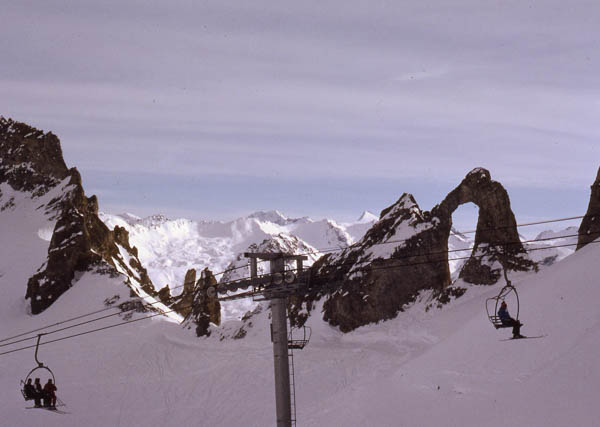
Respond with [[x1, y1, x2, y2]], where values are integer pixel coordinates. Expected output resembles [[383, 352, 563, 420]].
[[0, 117, 156, 314], [0, 117, 69, 197], [577, 167, 600, 250], [183, 268, 221, 337], [298, 193, 447, 331], [170, 268, 197, 317], [296, 168, 535, 332], [434, 168, 535, 284]]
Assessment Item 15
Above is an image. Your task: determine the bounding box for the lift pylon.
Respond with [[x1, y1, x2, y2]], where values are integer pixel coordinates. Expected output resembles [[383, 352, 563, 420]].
[[244, 252, 307, 427]]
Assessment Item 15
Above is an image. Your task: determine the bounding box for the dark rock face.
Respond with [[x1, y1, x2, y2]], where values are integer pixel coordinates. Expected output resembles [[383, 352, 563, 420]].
[[0, 117, 69, 197], [0, 117, 156, 314], [577, 167, 600, 250], [298, 168, 535, 332], [301, 193, 451, 332], [171, 268, 197, 318], [434, 168, 535, 284], [183, 268, 221, 337]]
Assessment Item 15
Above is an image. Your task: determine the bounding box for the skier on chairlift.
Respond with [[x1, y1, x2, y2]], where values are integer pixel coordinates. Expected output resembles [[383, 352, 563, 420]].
[[33, 378, 43, 407], [43, 379, 57, 409], [23, 379, 36, 400], [498, 301, 524, 339]]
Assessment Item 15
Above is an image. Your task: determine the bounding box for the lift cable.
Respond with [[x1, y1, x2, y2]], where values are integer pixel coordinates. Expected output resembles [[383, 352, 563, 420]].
[[311, 230, 596, 274], [1, 236, 598, 358], [207, 214, 590, 280], [0, 262, 251, 347], [0, 223, 596, 349], [285, 214, 588, 259], [1, 223, 588, 348]]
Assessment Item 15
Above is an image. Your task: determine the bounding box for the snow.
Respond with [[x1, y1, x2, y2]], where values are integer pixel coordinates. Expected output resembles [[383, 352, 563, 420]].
[[2, 184, 599, 426], [98, 211, 358, 305], [524, 226, 577, 266], [0, 180, 72, 320], [112, 243, 181, 323], [3, 240, 600, 426], [343, 211, 379, 243], [356, 210, 379, 223], [358, 197, 435, 263], [448, 228, 473, 275]]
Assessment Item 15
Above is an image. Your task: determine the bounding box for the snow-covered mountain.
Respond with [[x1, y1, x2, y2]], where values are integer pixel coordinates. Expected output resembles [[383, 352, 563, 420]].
[[343, 210, 379, 242], [524, 226, 578, 266], [0, 117, 163, 317], [448, 228, 474, 275], [99, 210, 369, 298]]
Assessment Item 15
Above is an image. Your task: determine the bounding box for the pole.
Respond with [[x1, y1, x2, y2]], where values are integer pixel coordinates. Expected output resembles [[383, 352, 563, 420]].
[[250, 257, 258, 281], [270, 256, 292, 427]]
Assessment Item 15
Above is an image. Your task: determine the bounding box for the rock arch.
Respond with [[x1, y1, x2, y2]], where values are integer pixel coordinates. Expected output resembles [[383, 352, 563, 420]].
[[432, 167, 535, 285]]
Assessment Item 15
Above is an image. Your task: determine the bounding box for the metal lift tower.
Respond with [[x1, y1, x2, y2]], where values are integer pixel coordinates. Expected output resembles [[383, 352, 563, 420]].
[[244, 252, 307, 427]]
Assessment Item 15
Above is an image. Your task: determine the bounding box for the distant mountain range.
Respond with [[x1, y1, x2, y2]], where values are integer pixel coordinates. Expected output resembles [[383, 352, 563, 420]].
[[98, 209, 377, 293], [98, 208, 576, 322]]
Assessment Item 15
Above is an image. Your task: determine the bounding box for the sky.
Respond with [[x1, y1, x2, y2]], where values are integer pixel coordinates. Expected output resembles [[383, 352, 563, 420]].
[[1, 0, 599, 232]]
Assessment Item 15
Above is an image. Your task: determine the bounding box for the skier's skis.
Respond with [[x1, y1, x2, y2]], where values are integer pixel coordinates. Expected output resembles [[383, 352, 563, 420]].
[[25, 406, 68, 414], [500, 334, 546, 341]]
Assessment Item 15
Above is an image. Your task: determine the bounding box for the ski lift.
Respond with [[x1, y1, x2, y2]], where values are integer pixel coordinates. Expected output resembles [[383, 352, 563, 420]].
[[288, 326, 312, 350], [485, 269, 520, 329], [20, 334, 64, 409]]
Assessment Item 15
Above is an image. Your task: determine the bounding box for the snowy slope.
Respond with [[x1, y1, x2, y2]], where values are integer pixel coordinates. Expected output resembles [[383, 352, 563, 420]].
[[0, 181, 69, 321], [2, 217, 599, 426]]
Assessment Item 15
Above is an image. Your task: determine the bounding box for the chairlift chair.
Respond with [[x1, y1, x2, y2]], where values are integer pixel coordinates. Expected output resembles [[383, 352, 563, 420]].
[[20, 334, 64, 408], [288, 326, 312, 350], [486, 281, 520, 329]]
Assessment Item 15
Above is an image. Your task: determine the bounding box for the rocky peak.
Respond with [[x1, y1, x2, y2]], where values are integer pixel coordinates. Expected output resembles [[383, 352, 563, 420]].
[[0, 118, 158, 314], [181, 268, 221, 337], [362, 193, 428, 248], [0, 117, 69, 196], [577, 167, 600, 250], [296, 168, 535, 332]]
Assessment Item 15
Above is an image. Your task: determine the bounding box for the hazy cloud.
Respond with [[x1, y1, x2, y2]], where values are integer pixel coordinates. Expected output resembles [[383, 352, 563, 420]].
[[1, 0, 599, 220]]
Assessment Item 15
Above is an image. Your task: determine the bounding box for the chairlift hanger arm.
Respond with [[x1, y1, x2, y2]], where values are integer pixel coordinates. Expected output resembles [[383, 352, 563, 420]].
[[486, 268, 520, 328], [35, 334, 45, 367]]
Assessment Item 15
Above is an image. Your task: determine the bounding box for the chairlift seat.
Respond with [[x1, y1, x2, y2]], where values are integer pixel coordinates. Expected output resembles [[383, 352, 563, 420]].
[[288, 326, 312, 350], [489, 316, 513, 329], [486, 282, 520, 330], [288, 340, 309, 350]]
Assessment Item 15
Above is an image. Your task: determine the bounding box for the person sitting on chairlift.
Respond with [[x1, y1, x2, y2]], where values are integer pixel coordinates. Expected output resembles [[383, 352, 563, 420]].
[[23, 379, 36, 400], [43, 379, 57, 409], [33, 378, 43, 407], [498, 301, 524, 339]]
